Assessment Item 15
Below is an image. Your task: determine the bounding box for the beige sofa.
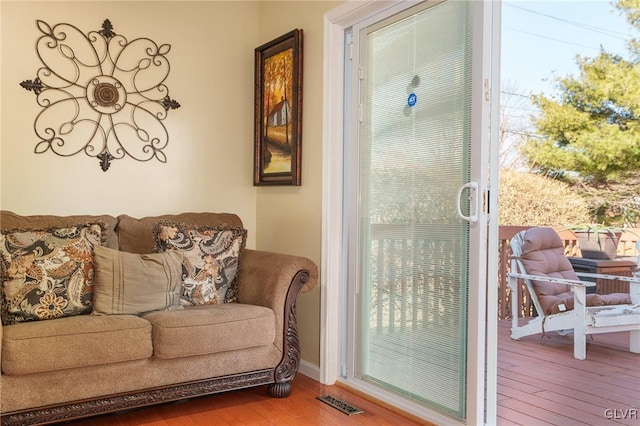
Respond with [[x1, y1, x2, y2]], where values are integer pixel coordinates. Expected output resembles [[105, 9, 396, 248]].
[[0, 211, 317, 426]]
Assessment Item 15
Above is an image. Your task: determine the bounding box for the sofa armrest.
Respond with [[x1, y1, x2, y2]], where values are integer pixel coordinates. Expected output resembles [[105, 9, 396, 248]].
[[236, 249, 318, 353], [237, 249, 318, 307]]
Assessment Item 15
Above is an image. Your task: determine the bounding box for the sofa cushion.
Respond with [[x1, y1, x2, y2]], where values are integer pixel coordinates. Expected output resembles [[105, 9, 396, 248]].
[[0, 223, 103, 325], [143, 304, 275, 359], [116, 213, 244, 254], [1, 314, 152, 375], [154, 222, 246, 305], [92, 245, 184, 315], [0, 210, 119, 249]]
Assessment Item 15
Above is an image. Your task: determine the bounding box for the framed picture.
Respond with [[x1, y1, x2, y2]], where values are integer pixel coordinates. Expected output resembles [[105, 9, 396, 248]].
[[254, 29, 303, 186]]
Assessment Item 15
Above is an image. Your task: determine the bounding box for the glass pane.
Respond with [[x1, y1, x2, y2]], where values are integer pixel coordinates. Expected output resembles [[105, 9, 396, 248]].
[[357, 0, 471, 419]]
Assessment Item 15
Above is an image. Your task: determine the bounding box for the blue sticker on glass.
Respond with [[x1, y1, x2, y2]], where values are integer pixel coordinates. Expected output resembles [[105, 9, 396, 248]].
[[407, 93, 417, 107]]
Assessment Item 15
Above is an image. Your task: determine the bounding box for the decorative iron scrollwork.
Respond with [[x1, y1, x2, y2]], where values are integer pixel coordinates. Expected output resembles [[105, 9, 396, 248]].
[[19, 19, 181, 172]]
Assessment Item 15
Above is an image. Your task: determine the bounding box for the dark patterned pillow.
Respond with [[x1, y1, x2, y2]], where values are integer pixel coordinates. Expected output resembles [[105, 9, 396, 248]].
[[153, 221, 246, 305], [0, 223, 104, 325]]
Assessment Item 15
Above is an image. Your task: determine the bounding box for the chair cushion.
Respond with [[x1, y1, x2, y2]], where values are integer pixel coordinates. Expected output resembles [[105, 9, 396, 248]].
[[600, 292, 632, 305], [2, 314, 152, 375], [519, 228, 579, 314], [92, 245, 184, 315], [143, 304, 275, 359], [542, 291, 605, 314], [519, 227, 632, 315]]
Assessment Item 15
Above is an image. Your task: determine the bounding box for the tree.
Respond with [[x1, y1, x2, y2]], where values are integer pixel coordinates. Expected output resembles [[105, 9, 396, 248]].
[[499, 170, 590, 226], [618, 0, 640, 59], [523, 51, 640, 183], [520, 0, 640, 225]]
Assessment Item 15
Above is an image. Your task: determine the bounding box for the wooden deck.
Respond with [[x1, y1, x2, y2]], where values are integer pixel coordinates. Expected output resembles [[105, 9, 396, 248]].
[[497, 319, 640, 425]]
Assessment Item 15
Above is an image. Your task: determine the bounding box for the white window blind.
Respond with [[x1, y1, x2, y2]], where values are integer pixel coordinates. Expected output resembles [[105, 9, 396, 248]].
[[355, 0, 472, 419]]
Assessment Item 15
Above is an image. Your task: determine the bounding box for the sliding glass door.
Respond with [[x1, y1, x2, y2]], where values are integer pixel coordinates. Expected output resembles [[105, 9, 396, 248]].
[[343, 1, 494, 422]]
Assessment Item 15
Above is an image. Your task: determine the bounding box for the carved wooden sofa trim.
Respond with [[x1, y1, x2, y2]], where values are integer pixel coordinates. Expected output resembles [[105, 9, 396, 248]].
[[0, 271, 309, 426]]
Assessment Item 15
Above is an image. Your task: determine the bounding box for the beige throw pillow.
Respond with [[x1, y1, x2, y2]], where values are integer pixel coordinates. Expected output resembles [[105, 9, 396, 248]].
[[92, 245, 183, 315]]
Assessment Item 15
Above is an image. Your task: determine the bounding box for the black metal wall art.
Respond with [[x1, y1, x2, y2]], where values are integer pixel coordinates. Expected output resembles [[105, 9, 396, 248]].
[[19, 19, 181, 171]]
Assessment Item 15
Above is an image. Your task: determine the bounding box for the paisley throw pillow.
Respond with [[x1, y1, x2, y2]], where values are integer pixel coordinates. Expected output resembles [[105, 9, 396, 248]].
[[0, 223, 104, 325], [153, 221, 246, 305]]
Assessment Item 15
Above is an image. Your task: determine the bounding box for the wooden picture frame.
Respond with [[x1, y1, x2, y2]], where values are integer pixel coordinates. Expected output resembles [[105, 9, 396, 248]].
[[254, 29, 303, 186]]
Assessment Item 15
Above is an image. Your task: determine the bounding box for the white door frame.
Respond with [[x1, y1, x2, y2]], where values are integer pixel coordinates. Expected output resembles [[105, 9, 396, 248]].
[[320, 1, 500, 424], [320, 0, 386, 387]]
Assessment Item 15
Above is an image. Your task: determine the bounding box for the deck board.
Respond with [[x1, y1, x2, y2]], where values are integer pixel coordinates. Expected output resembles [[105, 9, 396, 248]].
[[497, 319, 640, 425]]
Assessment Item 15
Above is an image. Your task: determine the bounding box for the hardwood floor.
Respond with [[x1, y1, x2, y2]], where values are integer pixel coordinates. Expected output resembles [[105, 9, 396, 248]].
[[67, 374, 426, 426], [55, 322, 640, 425]]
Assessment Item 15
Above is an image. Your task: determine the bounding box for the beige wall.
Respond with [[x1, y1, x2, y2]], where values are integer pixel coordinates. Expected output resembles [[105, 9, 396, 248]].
[[256, 1, 340, 368], [1, 0, 341, 369], [1, 1, 260, 246]]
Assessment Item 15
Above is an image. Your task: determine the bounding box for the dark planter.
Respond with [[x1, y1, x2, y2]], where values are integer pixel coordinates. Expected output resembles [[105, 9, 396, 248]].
[[574, 230, 621, 260]]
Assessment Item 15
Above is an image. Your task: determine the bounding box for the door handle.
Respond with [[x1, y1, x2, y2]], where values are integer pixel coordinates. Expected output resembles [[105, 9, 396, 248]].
[[456, 181, 479, 223]]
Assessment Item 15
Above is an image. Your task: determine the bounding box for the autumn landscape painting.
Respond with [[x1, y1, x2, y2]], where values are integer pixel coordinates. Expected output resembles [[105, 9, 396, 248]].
[[254, 29, 302, 186]]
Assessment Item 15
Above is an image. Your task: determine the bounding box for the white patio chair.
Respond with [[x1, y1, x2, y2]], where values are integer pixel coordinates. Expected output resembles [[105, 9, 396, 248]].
[[508, 227, 640, 360]]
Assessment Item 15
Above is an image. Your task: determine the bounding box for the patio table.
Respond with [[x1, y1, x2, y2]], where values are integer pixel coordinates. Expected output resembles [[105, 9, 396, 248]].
[[568, 257, 637, 294]]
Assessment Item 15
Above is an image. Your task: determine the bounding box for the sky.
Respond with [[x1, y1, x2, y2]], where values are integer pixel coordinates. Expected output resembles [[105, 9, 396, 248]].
[[501, 0, 636, 97]]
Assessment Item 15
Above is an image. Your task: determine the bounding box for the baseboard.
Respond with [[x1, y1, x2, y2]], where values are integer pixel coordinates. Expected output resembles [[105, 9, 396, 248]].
[[297, 359, 320, 382]]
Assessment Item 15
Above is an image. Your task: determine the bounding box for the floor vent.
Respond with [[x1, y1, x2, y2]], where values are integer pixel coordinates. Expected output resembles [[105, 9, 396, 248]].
[[316, 394, 364, 415]]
